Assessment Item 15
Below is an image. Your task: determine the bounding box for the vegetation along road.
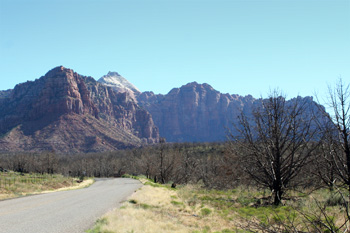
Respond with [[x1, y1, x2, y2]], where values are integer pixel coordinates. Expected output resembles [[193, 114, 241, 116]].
[[0, 178, 142, 233]]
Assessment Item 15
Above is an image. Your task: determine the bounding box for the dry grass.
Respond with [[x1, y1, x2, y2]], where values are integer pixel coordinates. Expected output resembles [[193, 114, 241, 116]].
[[33, 178, 94, 194], [90, 178, 348, 233], [100, 185, 192, 233], [94, 179, 238, 233], [0, 171, 94, 200]]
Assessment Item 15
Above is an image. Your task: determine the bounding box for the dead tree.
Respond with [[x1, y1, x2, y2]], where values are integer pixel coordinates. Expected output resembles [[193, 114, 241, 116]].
[[157, 139, 176, 184], [317, 78, 350, 202], [230, 90, 317, 205], [313, 122, 339, 190]]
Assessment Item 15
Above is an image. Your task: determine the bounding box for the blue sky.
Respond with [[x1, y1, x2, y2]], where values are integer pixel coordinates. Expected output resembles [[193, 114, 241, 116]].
[[0, 0, 349, 99]]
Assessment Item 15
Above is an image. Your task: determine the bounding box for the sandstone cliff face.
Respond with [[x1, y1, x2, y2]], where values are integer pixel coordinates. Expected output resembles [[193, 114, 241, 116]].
[[0, 67, 98, 126], [0, 66, 159, 153], [138, 82, 256, 142], [0, 67, 323, 149], [82, 76, 158, 143], [138, 82, 320, 143]]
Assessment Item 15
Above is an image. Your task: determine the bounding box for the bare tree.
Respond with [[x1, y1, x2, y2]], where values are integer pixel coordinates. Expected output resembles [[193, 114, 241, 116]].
[[44, 151, 58, 174], [172, 148, 199, 184], [10, 153, 29, 174], [230, 90, 317, 205], [317, 78, 350, 201], [313, 122, 339, 190], [157, 142, 176, 184]]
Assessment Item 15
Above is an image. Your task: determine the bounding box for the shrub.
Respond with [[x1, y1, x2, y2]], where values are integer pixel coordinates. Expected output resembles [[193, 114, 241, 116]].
[[201, 208, 212, 216], [325, 193, 346, 207], [129, 199, 137, 204]]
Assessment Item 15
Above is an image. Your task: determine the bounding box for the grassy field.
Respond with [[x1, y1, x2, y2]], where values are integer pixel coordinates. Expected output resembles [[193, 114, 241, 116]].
[[88, 176, 348, 233], [0, 171, 93, 200]]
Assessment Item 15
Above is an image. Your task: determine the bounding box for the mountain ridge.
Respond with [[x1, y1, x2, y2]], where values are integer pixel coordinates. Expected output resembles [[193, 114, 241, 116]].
[[137, 82, 257, 142], [137, 85, 320, 142], [0, 66, 159, 153], [0, 66, 324, 150]]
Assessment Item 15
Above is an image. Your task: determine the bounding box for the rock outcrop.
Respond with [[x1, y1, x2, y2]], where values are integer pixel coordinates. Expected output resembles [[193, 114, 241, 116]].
[[98, 72, 140, 101], [138, 82, 321, 142], [0, 66, 159, 153], [0, 89, 11, 99], [137, 82, 252, 142]]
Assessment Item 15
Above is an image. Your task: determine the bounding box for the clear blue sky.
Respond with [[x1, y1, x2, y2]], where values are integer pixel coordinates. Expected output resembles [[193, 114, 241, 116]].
[[0, 0, 349, 99]]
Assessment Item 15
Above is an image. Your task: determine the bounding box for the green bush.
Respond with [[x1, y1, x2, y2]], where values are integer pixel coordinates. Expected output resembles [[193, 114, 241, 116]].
[[201, 208, 212, 216], [79, 174, 85, 181], [326, 193, 346, 207], [129, 199, 137, 204]]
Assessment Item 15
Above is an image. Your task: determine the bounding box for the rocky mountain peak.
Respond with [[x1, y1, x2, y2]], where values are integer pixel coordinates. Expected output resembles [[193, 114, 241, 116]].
[[137, 82, 324, 143], [107, 71, 121, 76], [166, 82, 216, 96], [45, 66, 70, 77], [185, 81, 199, 87], [0, 67, 159, 153], [137, 82, 251, 142], [98, 72, 141, 95], [185, 82, 216, 91], [184, 81, 211, 88]]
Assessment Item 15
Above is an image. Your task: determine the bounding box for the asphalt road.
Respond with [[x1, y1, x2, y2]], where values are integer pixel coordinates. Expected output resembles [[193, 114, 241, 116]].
[[0, 178, 142, 233]]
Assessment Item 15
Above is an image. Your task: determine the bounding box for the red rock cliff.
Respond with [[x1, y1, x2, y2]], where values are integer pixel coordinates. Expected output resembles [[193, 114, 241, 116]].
[[0, 66, 159, 153]]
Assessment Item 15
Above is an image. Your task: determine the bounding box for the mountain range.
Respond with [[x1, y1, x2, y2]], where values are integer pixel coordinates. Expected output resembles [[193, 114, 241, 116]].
[[0, 66, 321, 153], [0, 67, 158, 153]]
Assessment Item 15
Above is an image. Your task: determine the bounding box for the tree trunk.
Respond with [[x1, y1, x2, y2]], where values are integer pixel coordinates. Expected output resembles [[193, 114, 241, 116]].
[[273, 180, 282, 205]]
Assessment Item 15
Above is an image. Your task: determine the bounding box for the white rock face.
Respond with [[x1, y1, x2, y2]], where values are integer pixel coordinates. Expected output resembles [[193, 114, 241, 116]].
[[98, 72, 141, 95]]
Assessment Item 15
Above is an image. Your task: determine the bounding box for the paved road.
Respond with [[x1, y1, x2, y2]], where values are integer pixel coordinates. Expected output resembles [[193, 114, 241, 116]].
[[0, 178, 142, 233]]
